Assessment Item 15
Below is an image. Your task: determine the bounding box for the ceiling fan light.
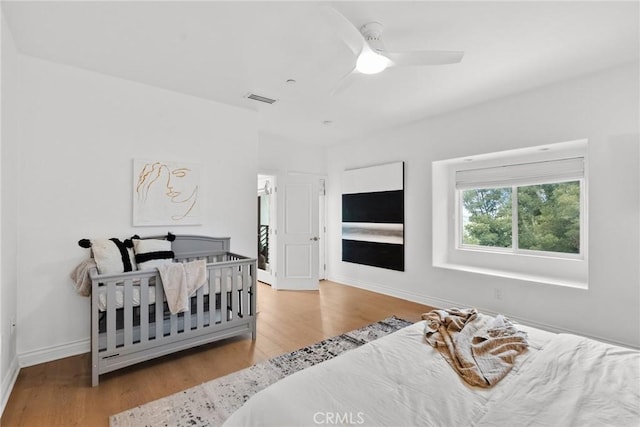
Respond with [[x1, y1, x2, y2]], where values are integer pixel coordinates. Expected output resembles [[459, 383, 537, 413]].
[[355, 48, 390, 75]]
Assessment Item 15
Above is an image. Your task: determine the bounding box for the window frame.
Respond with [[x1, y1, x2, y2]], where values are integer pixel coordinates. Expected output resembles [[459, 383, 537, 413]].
[[432, 139, 588, 289]]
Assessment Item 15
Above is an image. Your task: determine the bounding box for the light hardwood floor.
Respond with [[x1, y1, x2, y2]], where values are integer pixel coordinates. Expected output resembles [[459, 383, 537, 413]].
[[1, 280, 433, 426]]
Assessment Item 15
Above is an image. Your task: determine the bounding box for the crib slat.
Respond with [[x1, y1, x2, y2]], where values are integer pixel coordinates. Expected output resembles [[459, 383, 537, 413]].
[[197, 284, 204, 329], [250, 263, 256, 316], [220, 269, 228, 324], [155, 275, 163, 339], [106, 281, 116, 351], [124, 279, 133, 346], [169, 313, 177, 336], [140, 277, 149, 343], [92, 280, 100, 386], [183, 295, 191, 333], [242, 264, 249, 317], [231, 267, 239, 321]]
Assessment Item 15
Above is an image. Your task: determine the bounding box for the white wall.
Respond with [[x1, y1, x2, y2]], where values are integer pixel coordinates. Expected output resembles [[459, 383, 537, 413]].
[[15, 56, 258, 365], [1, 11, 20, 413], [327, 63, 640, 348], [258, 132, 326, 175]]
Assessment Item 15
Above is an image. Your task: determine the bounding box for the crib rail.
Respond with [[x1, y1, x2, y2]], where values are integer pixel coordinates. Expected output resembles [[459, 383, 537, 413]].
[[90, 251, 256, 386]]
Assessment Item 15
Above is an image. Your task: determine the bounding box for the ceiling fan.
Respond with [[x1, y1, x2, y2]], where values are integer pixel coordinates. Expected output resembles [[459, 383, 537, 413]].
[[323, 6, 464, 93]]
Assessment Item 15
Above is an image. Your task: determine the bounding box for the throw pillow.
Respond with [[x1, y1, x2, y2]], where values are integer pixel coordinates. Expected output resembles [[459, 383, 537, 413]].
[[133, 238, 175, 270], [88, 238, 137, 275]]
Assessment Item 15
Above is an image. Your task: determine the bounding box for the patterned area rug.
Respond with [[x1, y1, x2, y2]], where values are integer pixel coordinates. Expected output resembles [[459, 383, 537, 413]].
[[110, 316, 412, 427]]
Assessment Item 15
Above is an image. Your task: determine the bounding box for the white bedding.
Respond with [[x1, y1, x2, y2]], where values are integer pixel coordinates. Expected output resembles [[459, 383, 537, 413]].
[[224, 320, 640, 427], [97, 272, 248, 311]]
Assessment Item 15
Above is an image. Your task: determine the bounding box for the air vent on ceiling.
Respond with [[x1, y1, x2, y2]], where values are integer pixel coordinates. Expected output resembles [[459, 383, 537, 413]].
[[245, 93, 277, 104]]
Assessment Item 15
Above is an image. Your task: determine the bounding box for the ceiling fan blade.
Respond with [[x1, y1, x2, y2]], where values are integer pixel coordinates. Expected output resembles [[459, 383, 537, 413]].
[[318, 5, 364, 56], [330, 66, 358, 96], [384, 50, 464, 67]]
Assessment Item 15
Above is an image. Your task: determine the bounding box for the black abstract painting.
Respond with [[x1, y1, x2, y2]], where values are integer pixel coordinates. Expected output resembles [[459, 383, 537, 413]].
[[342, 162, 404, 271]]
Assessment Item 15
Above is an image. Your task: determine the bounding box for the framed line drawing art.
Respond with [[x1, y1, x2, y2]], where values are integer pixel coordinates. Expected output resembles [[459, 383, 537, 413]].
[[133, 158, 202, 226], [341, 161, 404, 271]]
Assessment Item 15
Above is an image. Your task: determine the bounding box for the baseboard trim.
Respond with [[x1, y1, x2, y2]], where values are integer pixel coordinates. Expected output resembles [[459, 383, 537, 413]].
[[327, 274, 454, 309], [274, 282, 319, 291], [1, 356, 19, 417], [328, 275, 639, 350], [19, 338, 89, 368]]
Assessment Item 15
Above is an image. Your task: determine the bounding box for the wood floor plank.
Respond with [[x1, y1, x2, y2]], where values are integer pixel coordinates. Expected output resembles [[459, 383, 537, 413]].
[[1, 280, 433, 426]]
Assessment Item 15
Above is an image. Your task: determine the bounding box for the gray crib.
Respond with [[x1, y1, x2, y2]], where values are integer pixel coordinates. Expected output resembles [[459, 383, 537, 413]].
[[90, 235, 256, 386]]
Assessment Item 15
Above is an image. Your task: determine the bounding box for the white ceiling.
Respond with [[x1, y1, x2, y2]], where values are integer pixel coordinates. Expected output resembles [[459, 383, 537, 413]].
[[2, 1, 638, 145]]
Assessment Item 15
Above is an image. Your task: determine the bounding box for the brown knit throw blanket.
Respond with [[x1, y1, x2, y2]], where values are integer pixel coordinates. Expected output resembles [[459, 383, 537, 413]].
[[422, 308, 529, 388]]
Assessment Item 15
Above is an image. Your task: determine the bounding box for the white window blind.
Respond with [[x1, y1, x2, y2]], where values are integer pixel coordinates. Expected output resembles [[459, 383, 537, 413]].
[[455, 157, 584, 190]]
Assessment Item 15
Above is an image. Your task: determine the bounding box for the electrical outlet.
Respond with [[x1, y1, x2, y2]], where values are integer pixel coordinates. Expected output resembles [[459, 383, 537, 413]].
[[494, 288, 503, 300]]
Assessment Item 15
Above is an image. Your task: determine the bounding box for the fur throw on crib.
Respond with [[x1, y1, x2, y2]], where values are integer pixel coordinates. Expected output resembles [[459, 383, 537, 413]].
[[70, 258, 97, 297]]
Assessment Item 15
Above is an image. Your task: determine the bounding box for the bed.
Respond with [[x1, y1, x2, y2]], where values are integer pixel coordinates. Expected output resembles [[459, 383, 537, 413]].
[[224, 313, 640, 426], [88, 234, 256, 386]]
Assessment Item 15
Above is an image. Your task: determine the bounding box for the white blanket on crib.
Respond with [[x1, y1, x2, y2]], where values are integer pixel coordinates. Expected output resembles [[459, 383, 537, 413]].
[[157, 260, 207, 314]]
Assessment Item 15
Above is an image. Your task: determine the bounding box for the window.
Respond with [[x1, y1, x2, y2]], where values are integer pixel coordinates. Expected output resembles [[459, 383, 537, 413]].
[[460, 182, 582, 254], [432, 140, 588, 288], [516, 181, 581, 254], [461, 187, 512, 249]]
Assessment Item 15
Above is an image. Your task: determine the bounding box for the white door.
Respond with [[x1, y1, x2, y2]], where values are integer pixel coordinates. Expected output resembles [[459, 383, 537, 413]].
[[276, 173, 320, 290]]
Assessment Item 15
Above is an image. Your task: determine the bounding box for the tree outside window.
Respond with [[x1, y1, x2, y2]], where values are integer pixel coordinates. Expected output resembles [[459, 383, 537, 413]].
[[462, 188, 511, 248]]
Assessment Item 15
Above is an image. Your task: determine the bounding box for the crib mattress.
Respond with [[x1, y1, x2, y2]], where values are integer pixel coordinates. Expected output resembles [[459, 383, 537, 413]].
[[96, 273, 248, 311]]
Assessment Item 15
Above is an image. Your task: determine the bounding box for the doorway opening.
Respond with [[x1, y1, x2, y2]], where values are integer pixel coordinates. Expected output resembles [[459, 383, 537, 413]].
[[257, 174, 276, 286]]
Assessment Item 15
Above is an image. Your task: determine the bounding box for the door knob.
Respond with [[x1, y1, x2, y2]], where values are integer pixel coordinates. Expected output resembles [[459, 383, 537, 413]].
[[310, 237, 320, 241]]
